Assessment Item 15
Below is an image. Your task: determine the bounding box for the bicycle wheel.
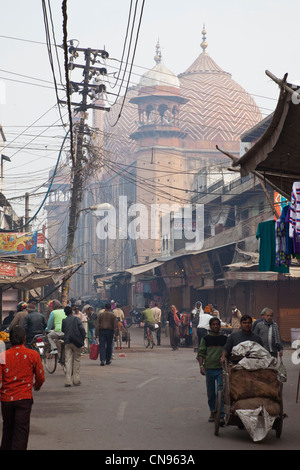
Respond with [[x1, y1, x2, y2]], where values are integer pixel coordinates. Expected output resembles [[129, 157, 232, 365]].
[[144, 334, 149, 348], [44, 343, 57, 374]]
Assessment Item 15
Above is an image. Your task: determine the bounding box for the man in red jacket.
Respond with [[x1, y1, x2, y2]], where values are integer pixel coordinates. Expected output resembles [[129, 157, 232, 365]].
[[0, 325, 45, 450]]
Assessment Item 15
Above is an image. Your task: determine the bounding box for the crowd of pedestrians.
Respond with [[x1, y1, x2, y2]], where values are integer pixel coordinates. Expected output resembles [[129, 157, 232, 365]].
[[0, 295, 284, 449]]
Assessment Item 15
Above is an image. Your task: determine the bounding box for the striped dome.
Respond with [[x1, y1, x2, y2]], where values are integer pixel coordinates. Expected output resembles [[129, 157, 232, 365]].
[[178, 50, 262, 143]]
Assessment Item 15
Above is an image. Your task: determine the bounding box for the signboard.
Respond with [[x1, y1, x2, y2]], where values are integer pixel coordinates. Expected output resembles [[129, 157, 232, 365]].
[[0, 262, 17, 277], [190, 253, 212, 276], [0, 232, 37, 255]]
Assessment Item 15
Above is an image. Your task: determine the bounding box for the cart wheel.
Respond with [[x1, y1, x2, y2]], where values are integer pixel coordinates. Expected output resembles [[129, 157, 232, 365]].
[[275, 402, 284, 438], [275, 384, 284, 438], [214, 390, 222, 436], [274, 417, 283, 438]]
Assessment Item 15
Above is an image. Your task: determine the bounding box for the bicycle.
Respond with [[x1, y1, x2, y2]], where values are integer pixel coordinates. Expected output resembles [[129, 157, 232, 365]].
[[43, 334, 66, 374], [144, 324, 155, 349]]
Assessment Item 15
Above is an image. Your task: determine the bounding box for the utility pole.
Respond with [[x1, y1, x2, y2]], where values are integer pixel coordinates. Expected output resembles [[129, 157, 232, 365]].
[[25, 192, 31, 232], [61, 44, 110, 304]]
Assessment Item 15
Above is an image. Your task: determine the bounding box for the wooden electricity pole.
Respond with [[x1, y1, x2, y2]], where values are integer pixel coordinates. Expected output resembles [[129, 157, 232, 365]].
[[61, 45, 110, 304]]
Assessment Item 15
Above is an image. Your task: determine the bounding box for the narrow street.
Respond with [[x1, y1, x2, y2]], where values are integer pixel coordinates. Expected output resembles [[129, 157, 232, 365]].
[[8, 326, 299, 452]]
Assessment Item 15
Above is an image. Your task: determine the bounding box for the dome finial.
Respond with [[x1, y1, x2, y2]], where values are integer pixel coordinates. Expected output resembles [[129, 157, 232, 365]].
[[154, 39, 162, 64], [201, 24, 208, 53]]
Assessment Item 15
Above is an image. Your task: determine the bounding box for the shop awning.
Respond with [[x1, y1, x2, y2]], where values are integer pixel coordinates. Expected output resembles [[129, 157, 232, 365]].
[[0, 260, 84, 291], [219, 70, 300, 200], [224, 266, 300, 281], [224, 271, 279, 281], [124, 261, 164, 276]]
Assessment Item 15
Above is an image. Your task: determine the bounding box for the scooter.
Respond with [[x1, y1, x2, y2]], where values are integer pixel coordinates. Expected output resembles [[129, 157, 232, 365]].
[[124, 309, 142, 328]]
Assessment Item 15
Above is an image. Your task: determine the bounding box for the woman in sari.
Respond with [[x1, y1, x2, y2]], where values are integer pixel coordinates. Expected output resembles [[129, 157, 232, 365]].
[[167, 305, 180, 350]]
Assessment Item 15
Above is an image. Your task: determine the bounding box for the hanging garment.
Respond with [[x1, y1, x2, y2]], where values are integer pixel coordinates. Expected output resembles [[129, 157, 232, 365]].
[[289, 182, 300, 238], [281, 205, 293, 255], [275, 219, 291, 267], [256, 220, 289, 273]]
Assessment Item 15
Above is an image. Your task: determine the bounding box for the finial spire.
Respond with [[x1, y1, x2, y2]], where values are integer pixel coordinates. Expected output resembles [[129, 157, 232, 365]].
[[201, 24, 208, 53], [154, 39, 162, 64]]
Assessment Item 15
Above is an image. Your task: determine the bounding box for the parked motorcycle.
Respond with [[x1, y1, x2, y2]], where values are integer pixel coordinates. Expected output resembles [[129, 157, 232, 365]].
[[124, 309, 142, 328], [27, 334, 46, 356]]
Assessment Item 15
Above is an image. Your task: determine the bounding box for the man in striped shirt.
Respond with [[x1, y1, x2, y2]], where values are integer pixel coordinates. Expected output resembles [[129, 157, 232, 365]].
[[197, 317, 227, 424]]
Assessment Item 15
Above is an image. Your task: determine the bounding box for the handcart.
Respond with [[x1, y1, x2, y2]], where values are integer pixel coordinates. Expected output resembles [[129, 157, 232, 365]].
[[214, 356, 285, 441]]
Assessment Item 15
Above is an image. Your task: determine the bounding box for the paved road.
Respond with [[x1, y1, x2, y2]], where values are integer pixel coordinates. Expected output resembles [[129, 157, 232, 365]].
[[2, 326, 300, 452]]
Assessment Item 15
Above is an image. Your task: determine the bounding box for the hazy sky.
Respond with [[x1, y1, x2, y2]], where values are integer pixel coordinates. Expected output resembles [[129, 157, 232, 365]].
[[0, 0, 299, 228]]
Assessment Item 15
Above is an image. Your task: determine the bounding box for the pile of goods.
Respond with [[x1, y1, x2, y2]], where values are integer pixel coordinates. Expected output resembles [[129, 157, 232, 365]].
[[228, 341, 281, 416], [0, 331, 10, 342], [229, 367, 281, 416]]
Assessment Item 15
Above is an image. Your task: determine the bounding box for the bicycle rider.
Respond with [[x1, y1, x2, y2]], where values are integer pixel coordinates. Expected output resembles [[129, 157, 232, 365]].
[[45, 300, 66, 354], [141, 304, 155, 341]]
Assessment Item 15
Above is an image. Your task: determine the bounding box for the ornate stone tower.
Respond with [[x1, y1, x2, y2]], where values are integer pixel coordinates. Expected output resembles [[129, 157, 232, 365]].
[[127, 42, 190, 263]]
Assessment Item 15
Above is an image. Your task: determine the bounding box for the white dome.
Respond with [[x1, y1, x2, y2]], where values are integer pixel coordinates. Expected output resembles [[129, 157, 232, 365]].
[[139, 42, 180, 89], [140, 62, 180, 89]]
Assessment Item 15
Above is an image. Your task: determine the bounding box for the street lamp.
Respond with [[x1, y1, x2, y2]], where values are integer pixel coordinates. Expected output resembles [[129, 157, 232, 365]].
[[78, 202, 113, 214]]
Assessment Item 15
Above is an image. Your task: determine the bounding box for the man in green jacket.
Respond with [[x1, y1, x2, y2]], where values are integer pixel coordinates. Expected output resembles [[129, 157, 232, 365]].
[[45, 300, 66, 354], [197, 317, 227, 424], [141, 304, 155, 340]]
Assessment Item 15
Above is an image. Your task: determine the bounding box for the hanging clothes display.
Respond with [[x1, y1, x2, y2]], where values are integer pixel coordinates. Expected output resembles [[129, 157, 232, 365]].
[[257, 183, 300, 270], [256, 220, 289, 273]]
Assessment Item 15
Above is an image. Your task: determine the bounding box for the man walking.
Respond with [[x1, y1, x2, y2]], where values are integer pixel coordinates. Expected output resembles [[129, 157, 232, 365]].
[[62, 306, 86, 387], [151, 301, 162, 346], [253, 308, 283, 359], [95, 303, 119, 366], [231, 303, 242, 332], [191, 301, 203, 352], [197, 318, 227, 423], [0, 325, 45, 450]]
